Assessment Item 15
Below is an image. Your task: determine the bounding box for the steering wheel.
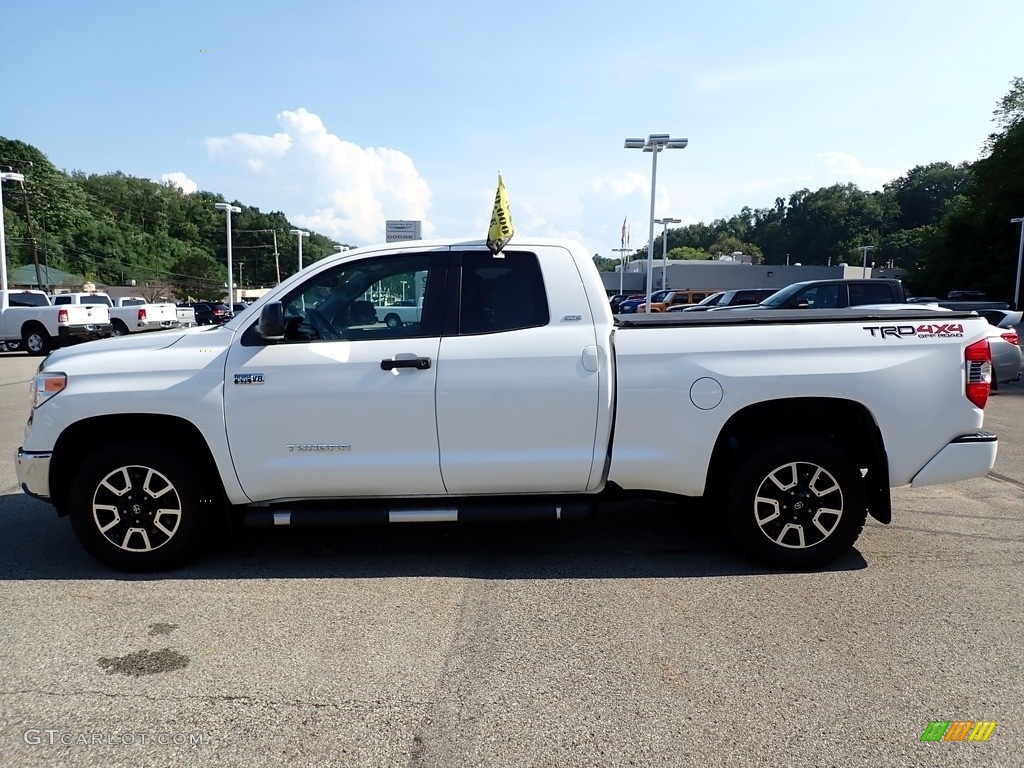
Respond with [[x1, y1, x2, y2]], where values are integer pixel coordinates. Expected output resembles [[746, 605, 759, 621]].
[[307, 308, 341, 340]]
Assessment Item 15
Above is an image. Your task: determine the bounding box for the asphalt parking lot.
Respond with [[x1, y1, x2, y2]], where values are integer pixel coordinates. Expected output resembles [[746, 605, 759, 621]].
[[0, 350, 1021, 768]]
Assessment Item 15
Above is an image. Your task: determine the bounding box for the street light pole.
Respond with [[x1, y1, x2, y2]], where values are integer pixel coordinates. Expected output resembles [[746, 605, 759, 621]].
[[858, 245, 876, 279], [1011, 217, 1024, 311], [625, 135, 687, 309], [0, 172, 26, 292], [654, 217, 681, 289], [214, 203, 241, 304], [613, 247, 632, 293], [290, 229, 309, 272]]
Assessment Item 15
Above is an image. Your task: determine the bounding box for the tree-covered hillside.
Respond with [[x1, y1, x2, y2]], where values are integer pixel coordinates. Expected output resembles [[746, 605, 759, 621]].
[[0, 138, 346, 300]]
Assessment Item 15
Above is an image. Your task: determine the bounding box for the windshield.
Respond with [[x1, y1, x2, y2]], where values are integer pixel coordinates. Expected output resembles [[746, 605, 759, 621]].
[[698, 292, 725, 307], [759, 283, 807, 308]]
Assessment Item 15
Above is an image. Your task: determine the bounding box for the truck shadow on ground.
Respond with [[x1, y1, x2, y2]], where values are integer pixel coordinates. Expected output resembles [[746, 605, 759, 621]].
[[0, 494, 868, 581]]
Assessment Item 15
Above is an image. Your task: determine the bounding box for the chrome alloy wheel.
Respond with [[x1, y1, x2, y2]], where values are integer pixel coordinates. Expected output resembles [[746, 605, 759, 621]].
[[753, 461, 844, 549], [91, 465, 183, 552]]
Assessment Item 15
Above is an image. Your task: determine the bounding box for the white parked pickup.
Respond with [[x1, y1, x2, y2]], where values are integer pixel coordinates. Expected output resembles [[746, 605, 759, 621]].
[[51, 293, 180, 335], [1, 289, 112, 356], [16, 238, 999, 572]]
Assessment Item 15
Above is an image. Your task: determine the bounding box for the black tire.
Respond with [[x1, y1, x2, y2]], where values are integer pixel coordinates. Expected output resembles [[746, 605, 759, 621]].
[[384, 313, 402, 329], [22, 324, 51, 356], [724, 436, 867, 569], [4, 341, 21, 352], [68, 442, 218, 571], [110, 319, 130, 337]]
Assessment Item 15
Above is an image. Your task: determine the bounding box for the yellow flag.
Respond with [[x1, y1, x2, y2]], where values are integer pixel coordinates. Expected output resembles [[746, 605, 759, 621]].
[[486, 174, 514, 254]]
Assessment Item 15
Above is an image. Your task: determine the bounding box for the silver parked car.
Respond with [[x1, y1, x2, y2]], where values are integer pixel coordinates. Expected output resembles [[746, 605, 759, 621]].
[[859, 304, 1021, 385]]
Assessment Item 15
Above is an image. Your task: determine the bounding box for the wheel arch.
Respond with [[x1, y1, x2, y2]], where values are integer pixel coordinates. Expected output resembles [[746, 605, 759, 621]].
[[706, 397, 891, 523], [50, 414, 225, 516]]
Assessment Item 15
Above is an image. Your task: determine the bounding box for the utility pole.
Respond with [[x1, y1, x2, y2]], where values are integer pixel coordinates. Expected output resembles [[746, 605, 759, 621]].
[[1, 165, 43, 289], [272, 230, 280, 284], [18, 178, 44, 290]]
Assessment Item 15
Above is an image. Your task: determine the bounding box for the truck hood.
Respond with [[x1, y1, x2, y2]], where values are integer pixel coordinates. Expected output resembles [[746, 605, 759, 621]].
[[44, 324, 233, 368]]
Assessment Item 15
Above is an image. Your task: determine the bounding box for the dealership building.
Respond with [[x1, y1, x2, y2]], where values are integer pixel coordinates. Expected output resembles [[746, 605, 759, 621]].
[[602, 257, 906, 297]]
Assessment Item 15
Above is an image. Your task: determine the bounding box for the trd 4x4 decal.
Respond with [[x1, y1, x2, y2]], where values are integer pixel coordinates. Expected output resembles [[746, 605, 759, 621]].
[[863, 323, 964, 339]]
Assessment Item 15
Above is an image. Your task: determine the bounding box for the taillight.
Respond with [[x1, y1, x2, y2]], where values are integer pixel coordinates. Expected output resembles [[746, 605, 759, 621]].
[[138, 308, 147, 321], [1001, 331, 1019, 345], [965, 339, 991, 409], [57, 308, 68, 323]]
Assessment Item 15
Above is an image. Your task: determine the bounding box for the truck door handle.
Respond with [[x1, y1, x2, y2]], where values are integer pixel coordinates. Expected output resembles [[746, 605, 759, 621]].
[[380, 357, 431, 371]]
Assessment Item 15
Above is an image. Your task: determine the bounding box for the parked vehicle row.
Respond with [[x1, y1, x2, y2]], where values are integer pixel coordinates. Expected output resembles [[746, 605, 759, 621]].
[[669, 288, 777, 312], [608, 278, 1021, 384], [613, 289, 720, 314], [51, 292, 179, 336]]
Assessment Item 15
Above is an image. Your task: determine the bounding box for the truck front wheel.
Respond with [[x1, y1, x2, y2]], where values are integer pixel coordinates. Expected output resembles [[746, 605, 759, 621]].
[[22, 325, 51, 356], [384, 313, 402, 328], [68, 442, 216, 571], [724, 436, 867, 569]]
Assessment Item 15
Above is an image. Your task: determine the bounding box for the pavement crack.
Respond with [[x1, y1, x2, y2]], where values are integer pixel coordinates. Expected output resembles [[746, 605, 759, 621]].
[[987, 471, 1024, 491], [1, 688, 434, 710]]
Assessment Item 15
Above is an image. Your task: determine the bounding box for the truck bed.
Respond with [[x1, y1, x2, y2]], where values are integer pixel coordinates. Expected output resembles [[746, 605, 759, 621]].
[[614, 307, 980, 327]]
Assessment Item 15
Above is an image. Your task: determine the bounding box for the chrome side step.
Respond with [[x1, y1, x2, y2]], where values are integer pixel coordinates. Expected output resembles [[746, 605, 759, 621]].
[[242, 500, 592, 528]]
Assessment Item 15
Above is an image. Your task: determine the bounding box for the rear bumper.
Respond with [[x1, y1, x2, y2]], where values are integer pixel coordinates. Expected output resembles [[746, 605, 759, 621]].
[[135, 320, 181, 331], [16, 448, 51, 501], [58, 323, 112, 342], [910, 432, 998, 487]]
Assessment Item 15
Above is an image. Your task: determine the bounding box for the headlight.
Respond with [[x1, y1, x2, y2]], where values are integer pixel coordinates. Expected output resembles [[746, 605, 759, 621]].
[[30, 372, 67, 409]]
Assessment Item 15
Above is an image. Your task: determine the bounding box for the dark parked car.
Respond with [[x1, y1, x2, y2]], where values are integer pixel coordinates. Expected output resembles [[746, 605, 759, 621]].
[[713, 279, 907, 311], [193, 302, 233, 325]]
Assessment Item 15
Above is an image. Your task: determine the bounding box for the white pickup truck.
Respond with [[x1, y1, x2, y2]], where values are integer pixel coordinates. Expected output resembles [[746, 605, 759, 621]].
[[16, 238, 999, 572], [1, 288, 112, 355], [51, 293, 180, 336]]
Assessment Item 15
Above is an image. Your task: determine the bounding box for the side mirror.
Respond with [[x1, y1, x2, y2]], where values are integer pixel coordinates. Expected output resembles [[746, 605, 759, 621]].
[[255, 302, 286, 341]]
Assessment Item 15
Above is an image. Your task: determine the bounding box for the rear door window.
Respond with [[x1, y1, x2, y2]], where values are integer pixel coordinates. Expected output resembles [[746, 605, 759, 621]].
[[849, 283, 896, 305], [457, 251, 549, 334]]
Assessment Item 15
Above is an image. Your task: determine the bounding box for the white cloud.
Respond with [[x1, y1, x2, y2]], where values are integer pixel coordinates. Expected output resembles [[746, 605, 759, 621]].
[[816, 152, 895, 191], [203, 109, 432, 245], [160, 172, 198, 194]]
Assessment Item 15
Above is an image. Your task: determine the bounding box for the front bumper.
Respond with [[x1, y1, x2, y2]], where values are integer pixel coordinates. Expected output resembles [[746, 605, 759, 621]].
[[910, 432, 998, 487], [16, 448, 51, 501]]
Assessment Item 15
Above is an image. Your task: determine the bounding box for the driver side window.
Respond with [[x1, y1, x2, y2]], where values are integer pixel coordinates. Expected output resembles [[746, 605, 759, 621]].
[[279, 254, 433, 342]]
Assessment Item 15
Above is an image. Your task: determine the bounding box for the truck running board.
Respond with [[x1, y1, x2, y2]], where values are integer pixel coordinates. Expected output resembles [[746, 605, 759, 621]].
[[242, 500, 594, 528]]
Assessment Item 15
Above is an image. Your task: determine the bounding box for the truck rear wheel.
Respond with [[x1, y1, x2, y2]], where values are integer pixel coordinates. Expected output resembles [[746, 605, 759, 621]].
[[68, 442, 216, 571], [22, 324, 51, 356], [110, 319, 130, 337], [724, 436, 867, 569], [384, 313, 402, 328]]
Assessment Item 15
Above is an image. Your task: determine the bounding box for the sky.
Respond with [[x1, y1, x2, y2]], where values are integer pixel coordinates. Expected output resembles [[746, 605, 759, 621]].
[[2, 0, 1022, 260]]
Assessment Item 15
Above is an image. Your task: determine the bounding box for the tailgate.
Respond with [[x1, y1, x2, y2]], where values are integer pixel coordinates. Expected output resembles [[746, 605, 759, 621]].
[[63, 305, 109, 324]]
